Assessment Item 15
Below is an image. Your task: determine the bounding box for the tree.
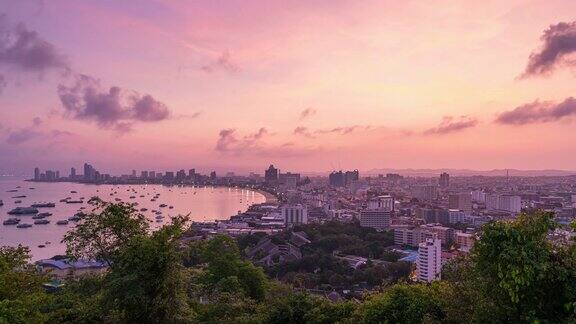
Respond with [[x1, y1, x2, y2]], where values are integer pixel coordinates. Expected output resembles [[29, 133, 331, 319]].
[[102, 217, 194, 322], [0, 246, 49, 323], [62, 199, 149, 266]]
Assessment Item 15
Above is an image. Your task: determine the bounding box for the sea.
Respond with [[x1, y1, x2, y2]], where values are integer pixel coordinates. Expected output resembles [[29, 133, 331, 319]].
[[0, 178, 266, 261]]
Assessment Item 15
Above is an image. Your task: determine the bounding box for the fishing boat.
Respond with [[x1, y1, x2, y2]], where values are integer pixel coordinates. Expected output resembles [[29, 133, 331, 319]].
[[3, 218, 20, 225], [56, 220, 69, 225], [34, 219, 50, 225], [16, 223, 32, 228], [159, 204, 167, 208], [31, 202, 56, 208], [66, 200, 83, 204], [8, 207, 38, 215], [68, 216, 81, 222], [14, 200, 22, 204]]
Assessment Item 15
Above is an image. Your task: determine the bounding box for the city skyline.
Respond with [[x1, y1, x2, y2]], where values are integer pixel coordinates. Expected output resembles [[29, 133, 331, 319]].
[[2, 1, 576, 173]]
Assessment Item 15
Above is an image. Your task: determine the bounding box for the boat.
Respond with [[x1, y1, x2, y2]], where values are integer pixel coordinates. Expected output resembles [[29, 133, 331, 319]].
[[29, 187, 35, 190], [159, 204, 167, 208], [14, 200, 22, 204], [66, 200, 83, 204], [16, 223, 32, 228], [38, 244, 45, 248], [0, 200, 3, 206], [155, 219, 163, 223], [169, 206, 174, 209], [37, 212, 52, 217], [140, 208, 148, 212], [129, 196, 136, 199], [59, 199, 68, 202], [68, 216, 81, 222], [12, 195, 26, 198], [32, 214, 47, 219], [34, 219, 50, 225], [6, 189, 18, 192], [70, 191, 77, 193], [56, 220, 69, 225], [3, 218, 20, 225], [7, 207, 39, 215], [115, 198, 121, 202], [31, 202, 56, 208]]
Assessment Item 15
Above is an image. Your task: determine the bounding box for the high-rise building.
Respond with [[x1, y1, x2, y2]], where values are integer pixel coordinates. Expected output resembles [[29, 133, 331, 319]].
[[439, 172, 450, 188], [344, 170, 359, 186], [412, 185, 438, 201], [188, 169, 196, 179], [486, 194, 521, 213], [329, 171, 345, 187], [265, 165, 278, 183], [282, 205, 308, 226], [141, 171, 148, 179], [210, 171, 217, 180], [367, 195, 394, 211], [34, 167, 40, 180], [448, 193, 472, 213], [149, 171, 155, 179], [360, 210, 391, 230], [417, 238, 442, 282], [83, 163, 95, 181], [70, 167, 76, 178]]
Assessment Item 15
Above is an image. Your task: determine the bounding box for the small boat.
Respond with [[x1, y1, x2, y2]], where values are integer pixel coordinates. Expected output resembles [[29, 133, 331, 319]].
[[129, 196, 136, 199], [59, 199, 68, 202], [140, 195, 145, 198], [169, 206, 174, 209], [66, 200, 83, 204], [68, 216, 81, 222], [16, 223, 32, 228], [37, 212, 52, 217], [14, 200, 22, 204], [32, 214, 46, 219], [31, 202, 56, 208], [159, 204, 167, 208], [38, 244, 45, 248], [29, 187, 35, 190], [34, 219, 50, 225], [6, 189, 18, 193], [8, 207, 38, 215], [70, 191, 77, 193], [115, 198, 121, 202], [56, 220, 69, 225], [3, 218, 20, 225], [140, 208, 148, 212], [12, 195, 26, 198], [0, 200, 3, 206]]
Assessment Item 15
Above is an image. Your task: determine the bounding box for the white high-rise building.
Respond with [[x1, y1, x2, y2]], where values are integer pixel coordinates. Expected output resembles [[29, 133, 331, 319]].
[[367, 195, 394, 211], [417, 238, 442, 282], [282, 205, 308, 226], [485, 194, 521, 213]]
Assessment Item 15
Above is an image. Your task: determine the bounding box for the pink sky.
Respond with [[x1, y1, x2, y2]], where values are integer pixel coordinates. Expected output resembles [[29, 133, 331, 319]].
[[1, 0, 576, 174]]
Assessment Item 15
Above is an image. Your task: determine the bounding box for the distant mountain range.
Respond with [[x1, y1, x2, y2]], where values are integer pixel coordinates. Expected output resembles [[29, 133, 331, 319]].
[[362, 168, 576, 177]]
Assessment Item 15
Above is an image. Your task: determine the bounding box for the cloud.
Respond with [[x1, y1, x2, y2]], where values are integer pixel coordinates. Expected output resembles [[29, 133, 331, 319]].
[[294, 126, 315, 138], [50, 129, 74, 137], [6, 128, 41, 144], [201, 51, 239, 73], [216, 127, 268, 153], [423, 116, 478, 135], [495, 97, 576, 125], [299, 108, 316, 120], [32, 116, 42, 126], [0, 74, 6, 93], [0, 16, 68, 73], [522, 21, 576, 77], [57, 74, 170, 131], [315, 125, 372, 135]]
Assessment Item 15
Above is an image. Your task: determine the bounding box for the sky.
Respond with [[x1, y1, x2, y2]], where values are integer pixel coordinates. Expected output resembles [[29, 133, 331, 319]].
[[1, 0, 576, 175]]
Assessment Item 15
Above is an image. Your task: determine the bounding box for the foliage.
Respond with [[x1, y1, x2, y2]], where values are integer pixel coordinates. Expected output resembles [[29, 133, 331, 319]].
[[62, 199, 149, 266]]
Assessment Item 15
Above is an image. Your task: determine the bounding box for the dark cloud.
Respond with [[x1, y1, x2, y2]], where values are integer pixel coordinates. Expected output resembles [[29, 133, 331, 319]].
[[215, 127, 268, 153], [57, 74, 170, 131], [6, 128, 41, 144], [495, 97, 576, 125], [0, 74, 6, 93], [32, 116, 42, 126], [522, 21, 576, 77], [299, 108, 317, 120], [424, 116, 478, 135], [0, 17, 68, 73], [201, 51, 239, 73]]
